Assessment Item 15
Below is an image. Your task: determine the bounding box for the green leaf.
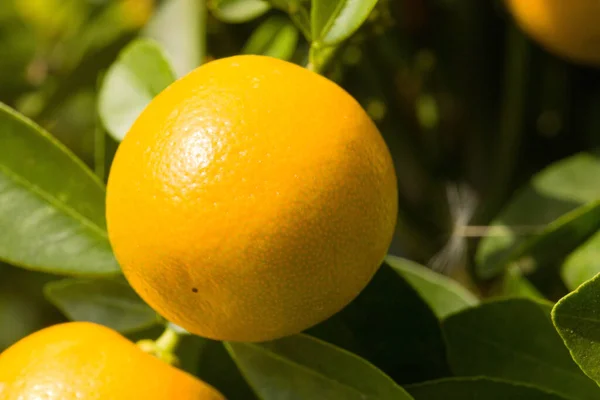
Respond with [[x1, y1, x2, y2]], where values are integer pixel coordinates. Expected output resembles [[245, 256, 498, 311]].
[[242, 16, 299, 60], [98, 39, 176, 142], [0, 103, 119, 276], [143, 0, 204, 77], [311, 0, 378, 46], [44, 277, 160, 333], [561, 229, 600, 290], [268, 0, 311, 40], [226, 334, 413, 400], [496, 265, 545, 300], [443, 298, 598, 400], [308, 262, 451, 384], [196, 340, 259, 400], [385, 255, 479, 319], [209, 0, 270, 23], [553, 273, 600, 386], [407, 377, 568, 400], [476, 152, 600, 279]]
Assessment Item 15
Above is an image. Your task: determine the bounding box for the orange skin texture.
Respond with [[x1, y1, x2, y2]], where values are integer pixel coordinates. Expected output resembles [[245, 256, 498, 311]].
[[507, 0, 600, 65], [106, 55, 398, 342], [0, 322, 224, 400]]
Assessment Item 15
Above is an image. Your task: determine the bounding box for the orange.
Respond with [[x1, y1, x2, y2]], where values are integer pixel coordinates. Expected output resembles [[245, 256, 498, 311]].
[[0, 322, 224, 400], [506, 0, 600, 65], [119, 0, 154, 29], [106, 55, 398, 342]]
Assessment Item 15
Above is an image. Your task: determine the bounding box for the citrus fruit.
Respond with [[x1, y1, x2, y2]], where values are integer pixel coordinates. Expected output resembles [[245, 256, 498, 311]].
[[106, 55, 398, 342], [119, 0, 154, 29], [0, 322, 224, 400], [506, 0, 600, 65]]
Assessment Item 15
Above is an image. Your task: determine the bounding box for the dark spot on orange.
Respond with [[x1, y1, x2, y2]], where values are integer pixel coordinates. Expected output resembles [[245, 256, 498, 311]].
[[192, 288, 198, 293]]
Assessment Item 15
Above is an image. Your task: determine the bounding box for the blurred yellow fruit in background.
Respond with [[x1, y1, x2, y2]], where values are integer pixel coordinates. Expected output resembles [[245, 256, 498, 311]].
[[507, 0, 600, 65], [119, 0, 154, 29]]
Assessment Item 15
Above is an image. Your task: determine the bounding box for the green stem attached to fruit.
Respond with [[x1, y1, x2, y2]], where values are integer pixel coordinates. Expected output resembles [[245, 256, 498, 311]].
[[137, 324, 181, 366]]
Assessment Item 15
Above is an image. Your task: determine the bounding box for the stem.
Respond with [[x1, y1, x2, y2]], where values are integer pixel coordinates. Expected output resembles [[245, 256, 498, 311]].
[[198, 0, 207, 65], [93, 123, 106, 181], [307, 44, 319, 73], [137, 324, 182, 365], [307, 43, 337, 74], [484, 24, 530, 219], [154, 325, 181, 354]]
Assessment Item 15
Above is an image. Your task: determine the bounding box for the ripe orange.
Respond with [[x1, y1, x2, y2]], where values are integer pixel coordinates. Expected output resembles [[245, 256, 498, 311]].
[[119, 0, 154, 29], [0, 322, 224, 399], [106, 55, 398, 342], [506, 0, 600, 65]]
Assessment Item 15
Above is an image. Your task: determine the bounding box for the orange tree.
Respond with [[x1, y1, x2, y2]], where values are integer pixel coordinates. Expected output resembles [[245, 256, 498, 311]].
[[2, 0, 600, 399]]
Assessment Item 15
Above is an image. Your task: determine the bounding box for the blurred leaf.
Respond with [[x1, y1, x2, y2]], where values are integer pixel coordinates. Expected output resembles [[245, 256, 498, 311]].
[[266, 0, 292, 8], [476, 152, 600, 279], [31, 32, 138, 123], [45, 90, 97, 166], [407, 377, 568, 400], [310, 0, 378, 46], [242, 16, 299, 60], [15, 0, 85, 40], [308, 262, 451, 384], [496, 265, 544, 300], [443, 298, 598, 400], [197, 340, 259, 400], [98, 39, 176, 142], [162, 329, 209, 378], [209, 0, 270, 24], [47, 1, 149, 79], [226, 334, 413, 400], [553, 273, 600, 385], [0, 103, 119, 276], [385, 255, 479, 319], [44, 277, 160, 333], [561, 229, 600, 291], [487, 23, 530, 219], [144, 0, 204, 77], [0, 263, 64, 350], [94, 124, 106, 181], [268, 0, 311, 40], [0, 19, 36, 101]]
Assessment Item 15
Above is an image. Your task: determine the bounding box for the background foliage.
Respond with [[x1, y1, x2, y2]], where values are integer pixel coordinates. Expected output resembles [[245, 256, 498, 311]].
[[2, 0, 600, 398]]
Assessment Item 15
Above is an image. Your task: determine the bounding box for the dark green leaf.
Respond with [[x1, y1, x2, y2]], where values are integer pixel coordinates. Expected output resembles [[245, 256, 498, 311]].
[[243, 16, 299, 60], [226, 334, 413, 400], [561, 230, 600, 291], [311, 0, 378, 46], [443, 298, 598, 400], [44, 277, 160, 333], [0, 263, 64, 351], [143, 0, 204, 77], [308, 262, 451, 384], [98, 39, 176, 142], [197, 340, 259, 400], [209, 0, 270, 23], [476, 152, 600, 279], [0, 103, 119, 276], [386, 255, 479, 319], [553, 272, 600, 385], [0, 18, 36, 100], [175, 334, 210, 375], [407, 377, 568, 400], [496, 265, 545, 300]]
